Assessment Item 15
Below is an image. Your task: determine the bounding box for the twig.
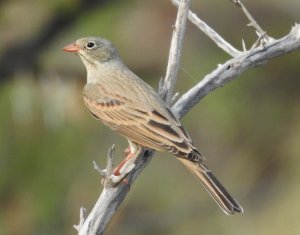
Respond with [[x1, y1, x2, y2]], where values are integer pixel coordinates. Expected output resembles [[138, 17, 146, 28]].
[[172, 24, 300, 118], [171, 92, 180, 106], [93, 161, 106, 177], [93, 145, 116, 186], [229, 0, 273, 43], [171, 0, 241, 57], [242, 39, 247, 52], [160, 0, 191, 104], [74, 207, 87, 232], [102, 145, 115, 187]]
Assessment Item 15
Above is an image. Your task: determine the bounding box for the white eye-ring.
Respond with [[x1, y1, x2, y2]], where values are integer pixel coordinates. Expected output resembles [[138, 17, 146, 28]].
[[86, 41, 96, 50]]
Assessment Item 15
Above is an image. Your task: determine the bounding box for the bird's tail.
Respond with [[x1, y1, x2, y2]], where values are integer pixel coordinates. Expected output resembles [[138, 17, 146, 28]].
[[177, 158, 243, 215]]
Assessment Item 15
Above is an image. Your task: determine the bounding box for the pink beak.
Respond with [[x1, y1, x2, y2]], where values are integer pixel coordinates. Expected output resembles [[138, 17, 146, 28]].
[[62, 43, 80, 52]]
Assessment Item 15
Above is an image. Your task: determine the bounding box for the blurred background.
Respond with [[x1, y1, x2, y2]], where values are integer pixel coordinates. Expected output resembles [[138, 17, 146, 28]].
[[1, 0, 300, 234]]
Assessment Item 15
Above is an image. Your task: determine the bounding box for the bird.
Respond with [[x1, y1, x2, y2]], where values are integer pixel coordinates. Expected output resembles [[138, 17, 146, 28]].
[[63, 37, 243, 215]]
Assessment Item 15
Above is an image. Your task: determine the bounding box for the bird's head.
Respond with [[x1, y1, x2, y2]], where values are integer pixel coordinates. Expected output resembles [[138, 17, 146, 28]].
[[63, 37, 119, 66]]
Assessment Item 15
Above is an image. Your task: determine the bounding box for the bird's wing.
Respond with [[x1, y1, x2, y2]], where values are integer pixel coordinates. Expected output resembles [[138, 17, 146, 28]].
[[83, 83, 202, 161]]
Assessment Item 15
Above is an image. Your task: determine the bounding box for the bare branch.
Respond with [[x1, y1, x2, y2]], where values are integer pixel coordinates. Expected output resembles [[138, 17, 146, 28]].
[[103, 145, 115, 186], [160, 0, 191, 104], [93, 161, 106, 177], [171, 92, 180, 105], [229, 0, 273, 43], [172, 0, 241, 57], [78, 150, 154, 235], [242, 39, 247, 52], [74, 207, 87, 232], [172, 24, 300, 118]]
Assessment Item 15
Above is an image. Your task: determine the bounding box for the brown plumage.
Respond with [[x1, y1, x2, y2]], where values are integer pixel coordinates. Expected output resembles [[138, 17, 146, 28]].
[[63, 37, 243, 215]]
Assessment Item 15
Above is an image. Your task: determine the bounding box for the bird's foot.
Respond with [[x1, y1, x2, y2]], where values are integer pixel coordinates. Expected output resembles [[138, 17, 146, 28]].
[[107, 162, 136, 184], [124, 146, 131, 157], [96, 144, 141, 186], [104, 146, 140, 185]]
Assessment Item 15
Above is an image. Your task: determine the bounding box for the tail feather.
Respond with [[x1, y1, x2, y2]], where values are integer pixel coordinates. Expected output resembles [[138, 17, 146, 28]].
[[177, 158, 243, 215]]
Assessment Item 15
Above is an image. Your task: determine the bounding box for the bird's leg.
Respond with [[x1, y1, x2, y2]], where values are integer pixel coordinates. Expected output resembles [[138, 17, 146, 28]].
[[123, 146, 131, 157], [113, 151, 136, 176], [108, 141, 141, 184]]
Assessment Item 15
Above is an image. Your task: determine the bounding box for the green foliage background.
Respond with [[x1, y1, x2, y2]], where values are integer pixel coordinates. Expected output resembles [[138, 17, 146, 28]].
[[0, 0, 300, 234]]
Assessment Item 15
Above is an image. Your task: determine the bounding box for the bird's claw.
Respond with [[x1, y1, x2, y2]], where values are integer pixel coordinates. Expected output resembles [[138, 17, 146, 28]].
[[100, 144, 141, 187], [105, 163, 135, 185]]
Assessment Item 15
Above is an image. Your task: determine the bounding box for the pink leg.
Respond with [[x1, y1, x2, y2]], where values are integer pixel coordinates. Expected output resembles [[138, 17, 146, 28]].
[[107, 143, 141, 184], [124, 146, 131, 156], [113, 148, 135, 176]]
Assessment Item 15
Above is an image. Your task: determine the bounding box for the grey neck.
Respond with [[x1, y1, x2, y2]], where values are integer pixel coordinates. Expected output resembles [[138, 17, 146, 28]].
[[85, 58, 124, 84]]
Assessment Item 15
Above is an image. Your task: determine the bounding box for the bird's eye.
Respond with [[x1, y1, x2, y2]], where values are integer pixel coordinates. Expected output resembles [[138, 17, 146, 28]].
[[86, 41, 96, 49]]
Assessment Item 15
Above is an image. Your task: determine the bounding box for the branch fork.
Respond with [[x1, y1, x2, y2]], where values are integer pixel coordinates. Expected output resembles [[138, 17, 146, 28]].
[[93, 145, 117, 188]]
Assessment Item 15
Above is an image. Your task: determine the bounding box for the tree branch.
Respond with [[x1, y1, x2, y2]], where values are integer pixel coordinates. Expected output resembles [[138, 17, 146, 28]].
[[172, 24, 300, 118], [160, 0, 191, 104], [75, 1, 300, 233], [229, 0, 272, 42], [77, 148, 154, 235], [171, 0, 241, 57]]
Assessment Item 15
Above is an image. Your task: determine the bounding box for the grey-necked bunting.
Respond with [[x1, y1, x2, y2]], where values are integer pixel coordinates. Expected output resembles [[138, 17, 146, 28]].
[[63, 37, 243, 215]]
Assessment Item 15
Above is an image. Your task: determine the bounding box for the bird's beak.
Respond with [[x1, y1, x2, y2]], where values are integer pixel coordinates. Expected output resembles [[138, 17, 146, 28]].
[[62, 43, 80, 52]]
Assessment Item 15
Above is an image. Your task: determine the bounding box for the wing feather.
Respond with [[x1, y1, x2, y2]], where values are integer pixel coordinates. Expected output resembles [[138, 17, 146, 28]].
[[83, 83, 203, 161]]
